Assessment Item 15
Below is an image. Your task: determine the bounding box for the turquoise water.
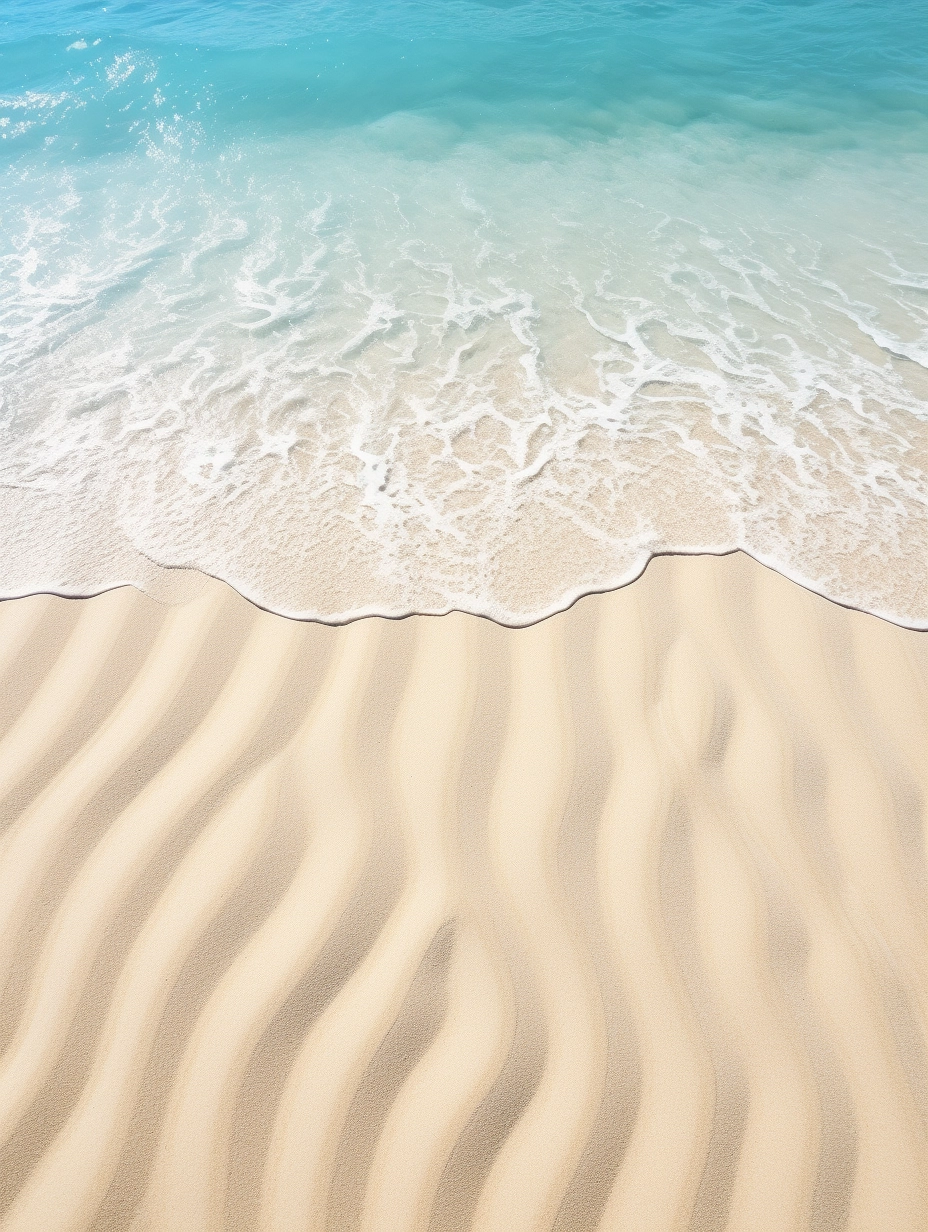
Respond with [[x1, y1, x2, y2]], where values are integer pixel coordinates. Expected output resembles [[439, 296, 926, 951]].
[[1, 1, 926, 622]]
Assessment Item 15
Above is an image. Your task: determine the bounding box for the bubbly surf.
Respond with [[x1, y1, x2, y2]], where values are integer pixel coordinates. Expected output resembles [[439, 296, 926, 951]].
[[1, 0, 926, 625]]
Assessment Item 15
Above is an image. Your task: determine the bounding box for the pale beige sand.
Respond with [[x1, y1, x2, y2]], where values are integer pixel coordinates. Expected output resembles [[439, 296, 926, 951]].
[[0, 551, 925, 1232]]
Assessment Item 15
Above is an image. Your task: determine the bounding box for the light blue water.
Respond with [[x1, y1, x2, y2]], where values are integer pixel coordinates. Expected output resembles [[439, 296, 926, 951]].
[[1, 1, 926, 622]]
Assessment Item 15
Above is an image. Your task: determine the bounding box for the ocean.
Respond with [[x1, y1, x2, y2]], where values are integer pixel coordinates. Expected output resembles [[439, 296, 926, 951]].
[[1, 0, 926, 625]]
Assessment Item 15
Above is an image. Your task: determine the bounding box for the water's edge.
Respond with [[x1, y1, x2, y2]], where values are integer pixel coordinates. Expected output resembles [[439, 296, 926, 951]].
[[2, 549, 925, 631]]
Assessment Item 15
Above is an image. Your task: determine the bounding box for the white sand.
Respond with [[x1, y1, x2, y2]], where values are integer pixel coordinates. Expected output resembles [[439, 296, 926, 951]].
[[0, 551, 925, 1231]]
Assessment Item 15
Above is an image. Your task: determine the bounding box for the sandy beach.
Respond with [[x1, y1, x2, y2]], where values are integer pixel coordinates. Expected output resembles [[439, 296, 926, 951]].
[[0, 551, 925, 1232]]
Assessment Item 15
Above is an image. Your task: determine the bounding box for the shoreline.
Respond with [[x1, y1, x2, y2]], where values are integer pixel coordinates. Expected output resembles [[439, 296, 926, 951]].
[[2, 546, 926, 633]]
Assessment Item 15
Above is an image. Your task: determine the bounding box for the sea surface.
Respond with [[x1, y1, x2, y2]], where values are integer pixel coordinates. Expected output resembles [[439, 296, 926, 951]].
[[1, 0, 926, 625]]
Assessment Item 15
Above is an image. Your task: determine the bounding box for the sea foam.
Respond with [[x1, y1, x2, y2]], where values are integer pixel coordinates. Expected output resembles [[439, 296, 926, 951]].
[[1, 1, 926, 624]]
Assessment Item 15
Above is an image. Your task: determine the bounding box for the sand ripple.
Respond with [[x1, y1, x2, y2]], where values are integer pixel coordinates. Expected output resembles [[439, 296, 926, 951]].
[[0, 552, 925, 1231]]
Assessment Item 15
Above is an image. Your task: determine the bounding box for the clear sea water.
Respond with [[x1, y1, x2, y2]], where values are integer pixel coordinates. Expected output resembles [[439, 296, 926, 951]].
[[1, 1, 926, 624]]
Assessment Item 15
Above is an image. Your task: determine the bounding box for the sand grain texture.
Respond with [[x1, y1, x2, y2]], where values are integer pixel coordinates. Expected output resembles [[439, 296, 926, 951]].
[[0, 552, 925, 1232]]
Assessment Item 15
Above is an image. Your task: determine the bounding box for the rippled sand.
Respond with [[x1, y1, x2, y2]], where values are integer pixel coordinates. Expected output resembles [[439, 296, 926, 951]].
[[0, 552, 925, 1232]]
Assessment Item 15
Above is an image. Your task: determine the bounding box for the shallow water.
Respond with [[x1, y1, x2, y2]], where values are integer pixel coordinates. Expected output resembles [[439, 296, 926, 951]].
[[1, 1, 926, 623]]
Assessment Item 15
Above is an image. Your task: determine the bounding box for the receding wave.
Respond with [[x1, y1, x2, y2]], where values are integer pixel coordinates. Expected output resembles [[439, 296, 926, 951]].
[[0, 551, 926, 1230], [1, 0, 926, 626]]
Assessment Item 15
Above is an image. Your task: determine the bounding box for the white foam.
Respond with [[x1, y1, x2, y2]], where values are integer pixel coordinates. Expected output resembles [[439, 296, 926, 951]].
[[1, 125, 925, 626]]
